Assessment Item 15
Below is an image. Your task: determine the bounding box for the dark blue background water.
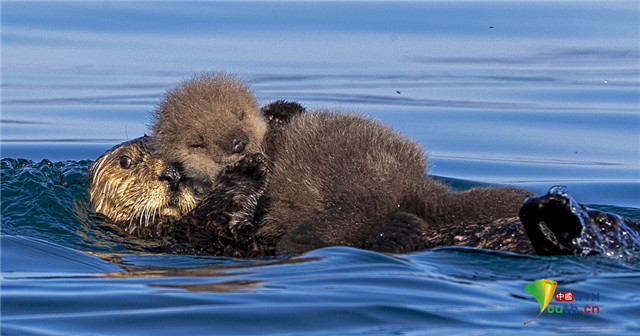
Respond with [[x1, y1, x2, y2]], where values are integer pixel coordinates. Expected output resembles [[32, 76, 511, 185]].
[[2, 2, 639, 335]]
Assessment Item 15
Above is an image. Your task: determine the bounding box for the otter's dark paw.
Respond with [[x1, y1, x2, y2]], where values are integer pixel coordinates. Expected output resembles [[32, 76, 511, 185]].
[[519, 189, 582, 256], [364, 212, 426, 253], [520, 186, 640, 257], [226, 153, 269, 181], [261, 100, 306, 131]]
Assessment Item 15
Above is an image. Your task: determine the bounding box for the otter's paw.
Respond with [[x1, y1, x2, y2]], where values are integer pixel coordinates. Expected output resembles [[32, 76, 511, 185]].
[[364, 212, 426, 253], [261, 100, 306, 130], [520, 185, 640, 257], [227, 153, 269, 181]]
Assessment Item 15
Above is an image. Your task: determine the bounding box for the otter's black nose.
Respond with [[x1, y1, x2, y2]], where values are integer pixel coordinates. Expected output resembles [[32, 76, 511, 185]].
[[233, 139, 245, 154], [160, 165, 181, 191]]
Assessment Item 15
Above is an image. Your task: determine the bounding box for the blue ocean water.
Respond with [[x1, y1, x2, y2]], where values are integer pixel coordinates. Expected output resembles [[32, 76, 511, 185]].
[[1, 1, 639, 335]]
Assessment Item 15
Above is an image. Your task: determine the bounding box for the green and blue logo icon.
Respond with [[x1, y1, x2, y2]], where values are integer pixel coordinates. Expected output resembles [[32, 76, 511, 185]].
[[523, 279, 557, 325], [523, 278, 601, 325]]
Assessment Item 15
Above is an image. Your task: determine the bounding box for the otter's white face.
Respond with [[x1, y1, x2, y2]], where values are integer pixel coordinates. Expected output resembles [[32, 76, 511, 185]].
[[89, 136, 200, 234]]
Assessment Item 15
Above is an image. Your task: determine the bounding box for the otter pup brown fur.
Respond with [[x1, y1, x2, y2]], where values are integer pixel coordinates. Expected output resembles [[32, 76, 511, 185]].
[[256, 111, 534, 255], [150, 74, 534, 256], [152, 74, 268, 197]]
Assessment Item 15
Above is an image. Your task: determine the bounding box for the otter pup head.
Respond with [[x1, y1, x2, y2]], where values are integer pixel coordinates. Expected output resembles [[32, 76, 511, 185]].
[[152, 74, 267, 195], [89, 136, 199, 234]]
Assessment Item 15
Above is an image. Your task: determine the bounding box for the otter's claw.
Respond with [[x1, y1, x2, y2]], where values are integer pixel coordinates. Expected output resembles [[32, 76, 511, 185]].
[[228, 153, 269, 180]]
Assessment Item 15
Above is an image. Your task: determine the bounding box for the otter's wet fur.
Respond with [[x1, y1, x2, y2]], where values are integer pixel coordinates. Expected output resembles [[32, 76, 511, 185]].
[[89, 136, 198, 237], [150, 74, 534, 256]]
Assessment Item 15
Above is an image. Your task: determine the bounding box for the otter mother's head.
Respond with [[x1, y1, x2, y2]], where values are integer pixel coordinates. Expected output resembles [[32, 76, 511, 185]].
[[89, 136, 199, 235], [152, 73, 267, 196]]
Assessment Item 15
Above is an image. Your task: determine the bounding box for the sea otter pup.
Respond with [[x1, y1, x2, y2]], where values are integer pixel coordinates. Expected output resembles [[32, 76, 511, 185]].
[[256, 111, 534, 255], [150, 74, 535, 256]]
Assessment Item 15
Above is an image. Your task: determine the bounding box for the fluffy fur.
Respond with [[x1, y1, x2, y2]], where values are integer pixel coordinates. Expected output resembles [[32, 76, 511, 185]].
[[152, 73, 267, 196], [257, 111, 534, 254]]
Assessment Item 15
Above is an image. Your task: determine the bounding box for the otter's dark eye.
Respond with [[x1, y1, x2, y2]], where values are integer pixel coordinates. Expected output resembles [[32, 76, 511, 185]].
[[119, 156, 132, 169]]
